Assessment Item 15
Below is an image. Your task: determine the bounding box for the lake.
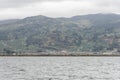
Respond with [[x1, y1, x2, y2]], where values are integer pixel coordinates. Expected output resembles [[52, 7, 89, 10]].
[[0, 57, 120, 80]]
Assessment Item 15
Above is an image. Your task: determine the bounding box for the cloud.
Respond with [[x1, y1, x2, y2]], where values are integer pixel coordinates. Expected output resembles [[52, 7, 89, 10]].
[[0, 0, 120, 20], [0, 0, 120, 8], [0, 0, 80, 8], [0, 0, 40, 8]]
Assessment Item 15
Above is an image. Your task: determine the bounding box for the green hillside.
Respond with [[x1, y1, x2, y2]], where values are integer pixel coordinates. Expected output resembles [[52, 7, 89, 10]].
[[1, 13, 120, 54]]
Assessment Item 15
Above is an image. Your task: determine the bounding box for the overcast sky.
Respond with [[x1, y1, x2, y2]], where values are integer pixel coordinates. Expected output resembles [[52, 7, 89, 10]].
[[0, 0, 120, 20]]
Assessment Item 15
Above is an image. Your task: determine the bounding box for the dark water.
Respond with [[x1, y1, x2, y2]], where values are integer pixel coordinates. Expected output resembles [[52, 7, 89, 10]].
[[0, 57, 120, 80]]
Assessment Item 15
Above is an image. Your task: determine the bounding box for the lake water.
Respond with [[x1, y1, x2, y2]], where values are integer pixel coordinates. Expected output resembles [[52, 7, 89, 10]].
[[0, 57, 120, 80]]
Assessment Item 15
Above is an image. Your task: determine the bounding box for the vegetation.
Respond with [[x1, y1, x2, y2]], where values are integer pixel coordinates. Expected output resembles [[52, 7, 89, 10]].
[[0, 13, 120, 55]]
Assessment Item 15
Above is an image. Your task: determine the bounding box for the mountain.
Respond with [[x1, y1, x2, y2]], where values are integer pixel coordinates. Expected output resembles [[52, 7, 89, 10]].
[[1, 13, 120, 54], [0, 19, 20, 25]]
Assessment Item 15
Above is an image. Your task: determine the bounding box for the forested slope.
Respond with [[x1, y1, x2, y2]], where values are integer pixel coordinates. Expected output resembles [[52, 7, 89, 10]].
[[0, 13, 120, 54]]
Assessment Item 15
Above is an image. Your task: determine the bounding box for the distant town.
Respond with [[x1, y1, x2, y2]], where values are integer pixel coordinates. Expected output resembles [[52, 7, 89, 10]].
[[0, 49, 120, 56]]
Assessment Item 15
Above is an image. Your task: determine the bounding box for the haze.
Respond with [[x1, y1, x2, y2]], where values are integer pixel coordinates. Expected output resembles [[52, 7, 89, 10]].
[[0, 0, 120, 20]]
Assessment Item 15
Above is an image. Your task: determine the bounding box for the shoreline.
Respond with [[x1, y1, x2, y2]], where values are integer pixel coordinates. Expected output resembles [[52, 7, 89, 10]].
[[1, 55, 120, 57], [1, 52, 120, 57]]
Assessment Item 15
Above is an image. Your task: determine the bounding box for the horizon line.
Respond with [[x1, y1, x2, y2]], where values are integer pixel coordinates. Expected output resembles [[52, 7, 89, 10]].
[[0, 13, 120, 21]]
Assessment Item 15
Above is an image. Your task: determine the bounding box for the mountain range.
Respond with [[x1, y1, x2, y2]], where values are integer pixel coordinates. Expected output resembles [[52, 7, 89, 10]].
[[0, 13, 120, 54]]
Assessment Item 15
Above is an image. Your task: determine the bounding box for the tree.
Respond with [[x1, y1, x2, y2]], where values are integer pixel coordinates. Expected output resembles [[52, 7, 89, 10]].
[[3, 48, 15, 55]]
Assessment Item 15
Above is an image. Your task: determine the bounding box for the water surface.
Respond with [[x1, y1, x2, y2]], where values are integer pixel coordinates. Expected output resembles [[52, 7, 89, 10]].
[[0, 57, 120, 80]]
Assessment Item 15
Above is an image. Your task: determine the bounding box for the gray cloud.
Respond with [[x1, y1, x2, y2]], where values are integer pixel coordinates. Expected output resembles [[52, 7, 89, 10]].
[[0, 0, 120, 20], [0, 0, 120, 8], [0, 0, 76, 8], [0, 0, 41, 8]]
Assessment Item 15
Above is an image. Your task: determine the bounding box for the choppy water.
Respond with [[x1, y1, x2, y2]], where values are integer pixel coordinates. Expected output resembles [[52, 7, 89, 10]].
[[0, 57, 120, 80]]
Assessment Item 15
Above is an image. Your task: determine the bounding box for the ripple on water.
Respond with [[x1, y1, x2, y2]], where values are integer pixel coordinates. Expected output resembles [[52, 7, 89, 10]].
[[0, 57, 120, 80]]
